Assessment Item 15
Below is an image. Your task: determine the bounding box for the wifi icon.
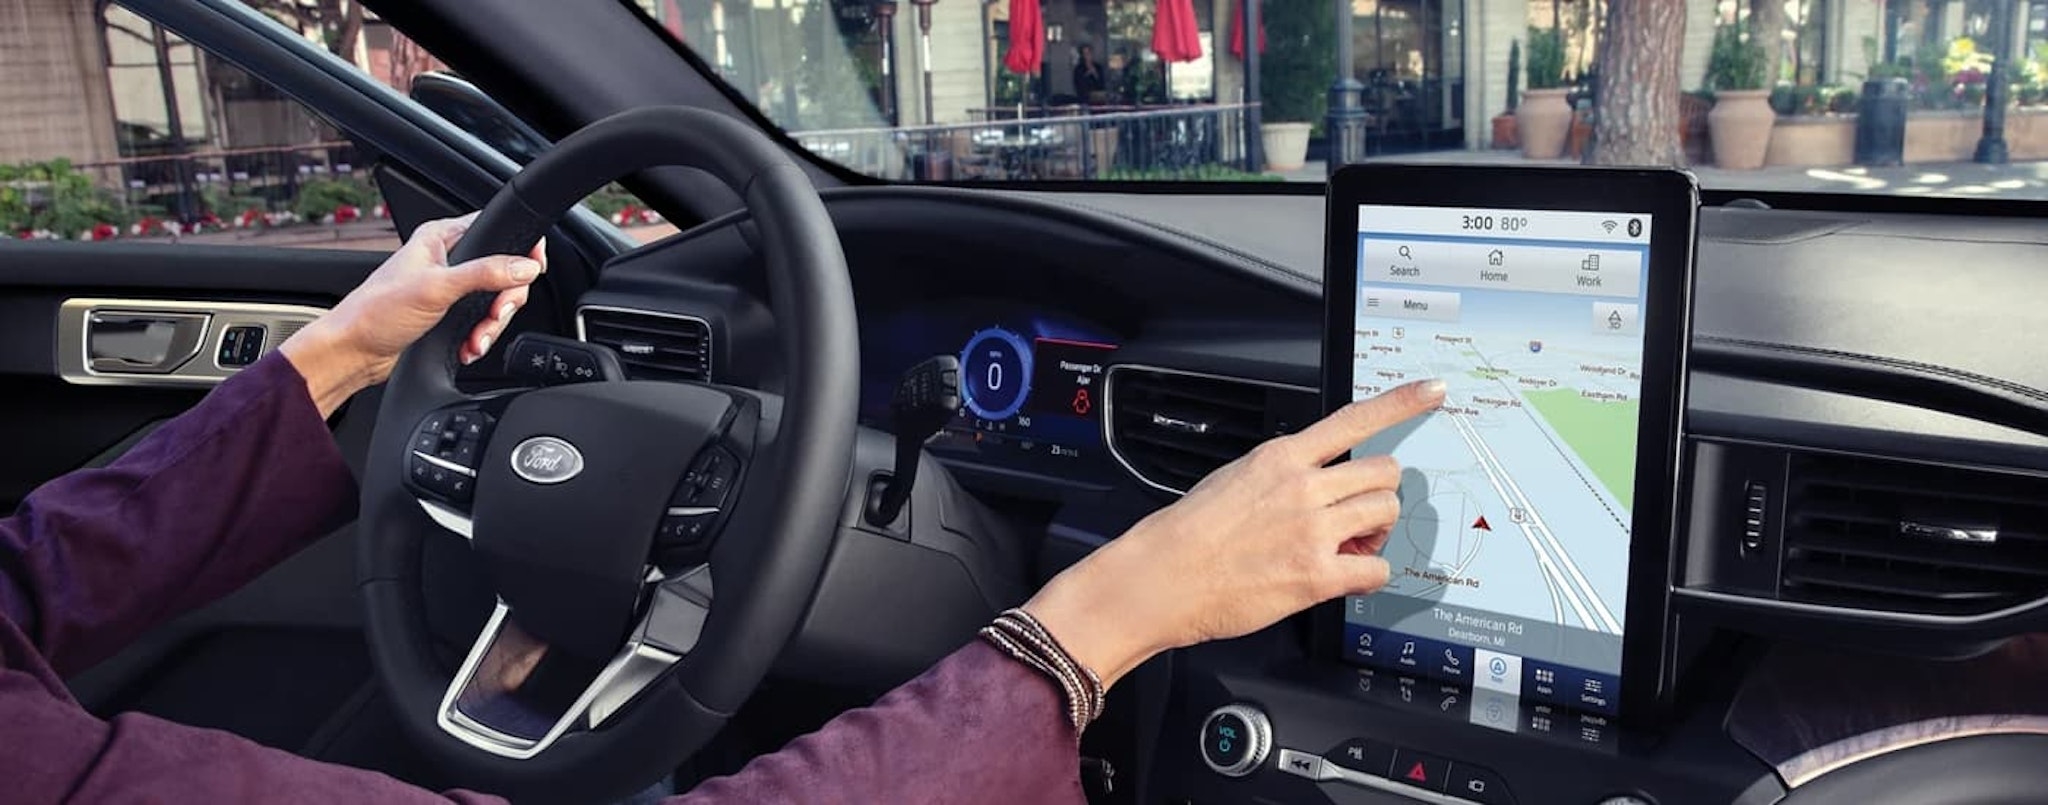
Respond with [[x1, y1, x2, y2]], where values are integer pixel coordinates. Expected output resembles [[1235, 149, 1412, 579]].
[[1601, 220, 1619, 234]]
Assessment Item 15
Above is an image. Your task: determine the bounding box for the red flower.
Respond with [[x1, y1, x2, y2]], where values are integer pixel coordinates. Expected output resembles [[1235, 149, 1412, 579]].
[[91, 223, 117, 241], [333, 204, 360, 224]]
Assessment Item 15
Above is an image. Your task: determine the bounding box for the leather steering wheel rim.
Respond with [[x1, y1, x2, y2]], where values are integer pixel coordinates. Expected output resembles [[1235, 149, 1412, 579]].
[[356, 106, 857, 803]]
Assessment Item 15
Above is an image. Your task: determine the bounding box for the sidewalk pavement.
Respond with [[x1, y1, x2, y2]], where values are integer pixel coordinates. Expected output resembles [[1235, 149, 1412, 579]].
[[1277, 151, 2048, 200]]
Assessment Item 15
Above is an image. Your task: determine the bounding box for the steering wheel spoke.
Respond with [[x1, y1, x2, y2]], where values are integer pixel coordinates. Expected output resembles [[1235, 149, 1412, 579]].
[[437, 566, 713, 760]]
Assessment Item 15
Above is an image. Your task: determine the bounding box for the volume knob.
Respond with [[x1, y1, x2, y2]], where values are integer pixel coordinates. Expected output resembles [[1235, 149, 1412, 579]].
[[1198, 704, 1272, 778]]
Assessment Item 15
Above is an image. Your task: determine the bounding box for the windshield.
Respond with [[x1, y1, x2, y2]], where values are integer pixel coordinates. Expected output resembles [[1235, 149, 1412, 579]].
[[630, 0, 2048, 196]]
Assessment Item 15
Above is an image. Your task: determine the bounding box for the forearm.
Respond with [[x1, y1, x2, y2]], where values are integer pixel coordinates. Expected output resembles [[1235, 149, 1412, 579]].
[[0, 352, 359, 674], [278, 317, 383, 418], [671, 641, 1085, 805]]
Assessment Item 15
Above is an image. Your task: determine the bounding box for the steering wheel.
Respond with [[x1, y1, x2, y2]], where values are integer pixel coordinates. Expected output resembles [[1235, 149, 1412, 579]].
[[356, 107, 858, 803]]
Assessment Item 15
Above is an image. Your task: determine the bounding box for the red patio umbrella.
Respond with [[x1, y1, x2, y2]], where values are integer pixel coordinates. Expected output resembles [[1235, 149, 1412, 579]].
[[1150, 0, 1203, 64], [662, 0, 686, 41], [1003, 0, 1044, 74], [1227, 0, 1265, 59]]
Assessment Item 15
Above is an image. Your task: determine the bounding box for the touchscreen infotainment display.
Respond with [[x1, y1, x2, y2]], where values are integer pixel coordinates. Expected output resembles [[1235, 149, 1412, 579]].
[[1340, 204, 1651, 717]]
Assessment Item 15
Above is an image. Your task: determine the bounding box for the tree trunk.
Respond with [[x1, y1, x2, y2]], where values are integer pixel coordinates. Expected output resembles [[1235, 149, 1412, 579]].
[[1750, 0, 1785, 86], [1588, 0, 1686, 165], [332, 0, 364, 62]]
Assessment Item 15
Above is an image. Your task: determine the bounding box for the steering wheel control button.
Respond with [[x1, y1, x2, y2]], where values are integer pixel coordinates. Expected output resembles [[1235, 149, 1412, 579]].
[[1391, 749, 1450, 792], [1447, 763, 1513, 804], [679, 446, 744, 508], [1198, 704, 1271, 778], [659, 507, 720, 545], [1274, 748, 1333, 781], [1323, 738, 1396, 778], [413, 413, 448, 453]]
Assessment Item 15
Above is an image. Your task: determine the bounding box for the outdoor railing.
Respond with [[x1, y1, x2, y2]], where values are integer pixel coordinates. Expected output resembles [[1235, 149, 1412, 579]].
[[791, 103, 1263, 182], [70, 140, 372, 223]]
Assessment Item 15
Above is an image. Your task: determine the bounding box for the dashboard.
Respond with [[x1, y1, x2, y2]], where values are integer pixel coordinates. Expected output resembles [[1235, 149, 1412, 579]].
[[584, 183, 2048, 805]]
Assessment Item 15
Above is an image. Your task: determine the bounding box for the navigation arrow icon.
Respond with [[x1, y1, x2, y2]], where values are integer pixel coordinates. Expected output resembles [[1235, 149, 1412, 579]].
[[1471, 516, 1492, 531]]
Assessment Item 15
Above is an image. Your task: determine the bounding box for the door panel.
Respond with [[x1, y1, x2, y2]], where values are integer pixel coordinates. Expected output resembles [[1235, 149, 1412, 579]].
[[0, 244, 380, 510]]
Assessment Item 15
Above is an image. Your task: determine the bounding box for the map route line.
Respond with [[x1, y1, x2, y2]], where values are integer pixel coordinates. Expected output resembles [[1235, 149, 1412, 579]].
[[1455, 401, 1623, 633], [1440, 407, 1592, 631]]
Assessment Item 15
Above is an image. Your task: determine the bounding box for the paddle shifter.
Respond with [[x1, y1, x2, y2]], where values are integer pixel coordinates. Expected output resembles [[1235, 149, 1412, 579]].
[[867, 354, 962, 526]]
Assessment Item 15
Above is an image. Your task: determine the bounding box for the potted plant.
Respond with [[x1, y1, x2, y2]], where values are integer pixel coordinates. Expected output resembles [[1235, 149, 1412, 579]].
[[1257, 0, 1336, 171], [1516, 27, 1571, 159], [1704, 24, 1773, 169], [1491, 40, 1521, 149]]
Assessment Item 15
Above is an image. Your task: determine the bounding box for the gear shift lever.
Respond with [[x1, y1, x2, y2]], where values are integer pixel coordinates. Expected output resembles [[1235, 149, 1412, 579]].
[[867, 355, 961, 527]]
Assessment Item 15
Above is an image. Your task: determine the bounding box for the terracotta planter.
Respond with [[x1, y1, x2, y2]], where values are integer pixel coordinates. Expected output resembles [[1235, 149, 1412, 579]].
[[1490, 113, 1519, 150], [1516, 89, 1572, 159], [1567, 109, 1594, 158], [1764, 115, 1854, 167], [1708, 89, 1776, 170], [1261, 122, 1313, 172]]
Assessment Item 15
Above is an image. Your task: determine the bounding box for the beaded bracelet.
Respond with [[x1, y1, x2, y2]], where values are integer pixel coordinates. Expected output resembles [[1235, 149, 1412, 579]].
[[978, 607, 1107, 730]]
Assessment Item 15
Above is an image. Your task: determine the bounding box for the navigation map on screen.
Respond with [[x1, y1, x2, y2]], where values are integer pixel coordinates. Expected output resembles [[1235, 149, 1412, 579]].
[[1341, 204, 1649, 717]]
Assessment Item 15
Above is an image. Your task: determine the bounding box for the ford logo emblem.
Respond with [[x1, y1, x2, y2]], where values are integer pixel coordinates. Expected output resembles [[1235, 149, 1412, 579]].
[[510, 436, 584, 484]]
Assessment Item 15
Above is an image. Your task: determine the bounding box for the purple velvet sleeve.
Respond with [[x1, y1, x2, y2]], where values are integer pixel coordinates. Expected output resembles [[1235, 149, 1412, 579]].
[[669, 640, 1086, 805], [0, 351, 359, 676], [0, 351, 1083, 804]]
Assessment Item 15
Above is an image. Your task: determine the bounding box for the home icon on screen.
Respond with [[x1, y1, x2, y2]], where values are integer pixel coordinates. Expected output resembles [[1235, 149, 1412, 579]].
[[1486, 249, 1504, 266]]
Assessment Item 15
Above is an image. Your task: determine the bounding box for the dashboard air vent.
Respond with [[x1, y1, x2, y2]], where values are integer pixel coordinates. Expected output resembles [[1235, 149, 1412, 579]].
[[1781, 453, 2048, 615], [1106, 366, 1318, 495], [577, 307, 712, 383]]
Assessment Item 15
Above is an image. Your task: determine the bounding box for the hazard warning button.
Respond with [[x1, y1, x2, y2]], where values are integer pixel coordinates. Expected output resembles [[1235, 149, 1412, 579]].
[[1390, 749, 1450, 793]]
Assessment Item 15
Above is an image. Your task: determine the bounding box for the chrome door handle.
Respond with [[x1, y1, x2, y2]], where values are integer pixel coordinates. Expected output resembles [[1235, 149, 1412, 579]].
[[59, 299, 328, 387], [86, 311, 210, 374]]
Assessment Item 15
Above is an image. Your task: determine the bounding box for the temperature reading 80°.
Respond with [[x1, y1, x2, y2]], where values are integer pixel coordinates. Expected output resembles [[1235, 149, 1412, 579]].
[[1460, 215, 1529, 232]]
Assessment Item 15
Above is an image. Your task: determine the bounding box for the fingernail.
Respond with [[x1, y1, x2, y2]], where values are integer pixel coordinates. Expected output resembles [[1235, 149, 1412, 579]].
[[478, 333, 493, 353], [499, 302, 517, 321], [1420, 379, 1446, 399], [461, 351, 478, 366], [509, 258, 541, 281]]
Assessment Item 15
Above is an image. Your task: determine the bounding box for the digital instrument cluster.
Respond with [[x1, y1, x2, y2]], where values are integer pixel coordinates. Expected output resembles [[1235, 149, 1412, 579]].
[[862, 302, 1120, 480]]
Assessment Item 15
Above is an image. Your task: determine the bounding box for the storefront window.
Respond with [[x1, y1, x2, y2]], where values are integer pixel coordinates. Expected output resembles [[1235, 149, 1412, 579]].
[[102, 5, 211, 156], [1357, 0, 1465, 151]]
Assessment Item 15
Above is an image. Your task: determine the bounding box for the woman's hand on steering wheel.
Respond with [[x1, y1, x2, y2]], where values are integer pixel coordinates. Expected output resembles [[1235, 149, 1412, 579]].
[[279, 213, 546, 416], [1024, 378, 1447, 688]]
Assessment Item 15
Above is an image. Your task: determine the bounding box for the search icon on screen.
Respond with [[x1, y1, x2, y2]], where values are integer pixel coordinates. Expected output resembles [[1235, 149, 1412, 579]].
[[1398, 245, 1413, 260]]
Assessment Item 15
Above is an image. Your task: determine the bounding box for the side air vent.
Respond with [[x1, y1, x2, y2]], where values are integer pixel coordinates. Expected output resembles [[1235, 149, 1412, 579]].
[[577, 306, 712, 383], [1105, 365, 1319, 495], [1781, 453, 2048, 615]]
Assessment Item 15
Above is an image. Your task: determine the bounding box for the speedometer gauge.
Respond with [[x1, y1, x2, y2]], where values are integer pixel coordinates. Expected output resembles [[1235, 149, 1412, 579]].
[[959, 327, 1033, 421]]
